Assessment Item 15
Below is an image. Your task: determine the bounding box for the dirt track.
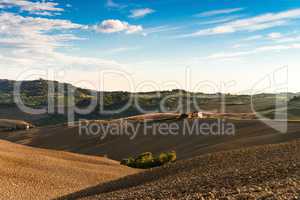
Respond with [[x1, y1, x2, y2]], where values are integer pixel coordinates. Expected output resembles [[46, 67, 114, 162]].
[[0, 140, 138, 200]]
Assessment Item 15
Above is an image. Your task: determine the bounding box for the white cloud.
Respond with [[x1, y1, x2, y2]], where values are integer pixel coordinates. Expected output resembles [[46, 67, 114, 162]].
[[197, 15, 242, 26], [129, 8, 155, 18], [181, 9, 300, 37], [242, 32, 300, 43], [0, 12, 83, 38], [93, 19, 143, 34], [0, 47, 120, 70], [104, 47, 139, 55], [143, 25, 181, 36], [0, 0, 64, 16], [31, 11, 57, 16], [0, 12, 120, 71], [196, 8, 243, 17], [0, 12, 82, 50], [276, 35, 300, 43], [107, 0, 117, 7], [203, 43, 300, 60], [268, 32, 282, 39], [243, 35, 263, 41], [106, 0, 125, 9]]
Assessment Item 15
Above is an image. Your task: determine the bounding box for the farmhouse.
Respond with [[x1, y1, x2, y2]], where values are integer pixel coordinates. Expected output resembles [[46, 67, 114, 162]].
[[188, 111, 209, 119]]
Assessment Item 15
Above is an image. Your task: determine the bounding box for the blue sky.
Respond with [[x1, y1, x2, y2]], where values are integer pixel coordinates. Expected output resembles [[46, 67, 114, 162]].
[[0, 0, 300, 93]]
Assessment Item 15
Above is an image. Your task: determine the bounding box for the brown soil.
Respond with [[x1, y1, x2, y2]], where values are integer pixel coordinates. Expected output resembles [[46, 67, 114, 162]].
[[1, 119, 299, 162], [60, 139, 300, 200], [0, 140, 138, 200]]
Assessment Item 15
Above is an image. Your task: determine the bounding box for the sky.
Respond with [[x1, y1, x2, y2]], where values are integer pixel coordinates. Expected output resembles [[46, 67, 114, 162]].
[[0, 0, 300, 93]]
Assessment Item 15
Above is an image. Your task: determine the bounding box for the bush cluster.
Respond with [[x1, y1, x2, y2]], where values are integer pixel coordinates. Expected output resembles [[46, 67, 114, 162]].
[[120, 151, 176, 169]]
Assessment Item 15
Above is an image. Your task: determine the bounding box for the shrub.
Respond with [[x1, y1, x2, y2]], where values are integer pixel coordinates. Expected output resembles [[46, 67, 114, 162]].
[[136, 152, 153, 160], [120, 159, 127, 165], [134, 152, 155, 169], [158, 151, 176, 164], [120, 151, 176, 169], [166, 151, 177, 162], [158, 152, 169, 164], [121, 157, 135, 167]]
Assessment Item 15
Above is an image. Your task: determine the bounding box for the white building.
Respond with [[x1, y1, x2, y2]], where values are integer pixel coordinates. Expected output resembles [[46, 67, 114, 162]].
[[197, 112, 203, 118]]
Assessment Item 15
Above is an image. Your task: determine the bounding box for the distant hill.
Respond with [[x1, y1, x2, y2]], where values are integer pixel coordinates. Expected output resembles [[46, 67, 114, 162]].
[[0, 79, 299, 125], [0, 79, 92, 106], [261, 96, 300, 120]]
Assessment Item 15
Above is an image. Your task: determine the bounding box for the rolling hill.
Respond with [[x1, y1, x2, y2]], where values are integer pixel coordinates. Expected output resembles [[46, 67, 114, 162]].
[[0, 79, 299, 199], [1, 118, 300, 161], [59, 139, 300, 200], [0, 139, 138, 200]]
